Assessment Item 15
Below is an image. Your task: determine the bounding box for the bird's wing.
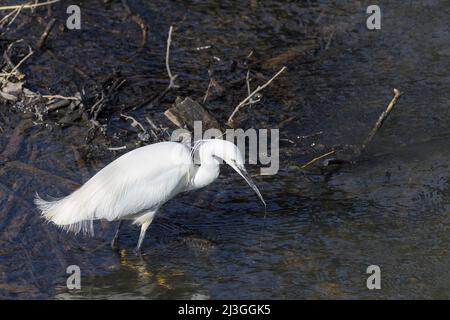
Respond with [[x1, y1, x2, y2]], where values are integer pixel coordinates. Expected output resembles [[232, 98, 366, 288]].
[[42, 142, 193, 226]]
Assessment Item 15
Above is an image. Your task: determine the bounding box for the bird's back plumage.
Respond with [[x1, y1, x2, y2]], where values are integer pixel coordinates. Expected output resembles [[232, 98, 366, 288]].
[[35, 142, 193, 235]]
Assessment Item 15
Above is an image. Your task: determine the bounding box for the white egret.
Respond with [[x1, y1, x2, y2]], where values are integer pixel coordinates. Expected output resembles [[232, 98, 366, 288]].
[[35, 139, 265, 252]]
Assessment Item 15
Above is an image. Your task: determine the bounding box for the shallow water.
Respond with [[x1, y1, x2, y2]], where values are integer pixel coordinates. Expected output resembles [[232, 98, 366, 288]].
[[0, 1, 449, 299]]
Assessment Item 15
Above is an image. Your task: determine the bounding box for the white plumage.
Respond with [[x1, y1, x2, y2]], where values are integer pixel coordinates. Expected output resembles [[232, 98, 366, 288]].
[[35, 139, 265, 252]]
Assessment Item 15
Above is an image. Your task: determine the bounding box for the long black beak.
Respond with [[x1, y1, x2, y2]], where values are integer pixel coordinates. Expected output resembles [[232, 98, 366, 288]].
[[229, 163, 266, 207]]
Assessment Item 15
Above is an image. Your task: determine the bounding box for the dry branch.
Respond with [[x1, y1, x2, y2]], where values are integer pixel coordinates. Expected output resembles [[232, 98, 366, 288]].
[[46, 99, 71, 112], [301, 150, 336, 169], [36, 18, 56, 50], [107, 146, 127, 151], [132, 15, 148, 48], [43, 94, 81, 101], [301, 88, 403, 170], [360, 88, 402, 153], [132, 25, 178, 111], [165, 25, 178, 89], [120, 113, 146, 133], [227, 66, 287, 125], [0, 0, 60, 11], [3, 42, 34, 81], [0, 6, 19, 25], [202, 77, 213, 104], [0, 4, 24, 29], [121, 0, 148, 48]]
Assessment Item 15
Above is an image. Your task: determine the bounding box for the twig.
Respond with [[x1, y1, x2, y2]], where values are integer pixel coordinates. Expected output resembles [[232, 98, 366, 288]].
[[31, 0, 38, 14], [132, 15, 148, 48], [0, 4, 24, 28], [0, 0, 60, 11], [301, 88, 402, 170], [165, 25, 178, 89], [300, 131, 323, 139], [120, 113, 146, 133], [107, 145, 127, 151], [301, 150, 335, 169], [246, 69, 252, 97], [4, 45, 34, 81], [193, 45, 211, 51], [3, 40, 17, 69], [121, 113, 151, 141], [90, 92, 105, 120], [47, 99, 71, 112], [227, 66, 287, 125], [42, 95, 81, 101], [360, 88, 402, 153], [245, 69, 261, 106], [0, 7, 19, 25], [7, 4, 23, 26], [202, 78, 213, 104], [121, 0, 147, 48], [145, 116, 160, 140], [245, 50, 254, 61], [145, 116, 170, 140], [36, 18, 56, 50], [132, 25, 178, 111], [145, 116, 159, 131], [90, 77, 126, 121]]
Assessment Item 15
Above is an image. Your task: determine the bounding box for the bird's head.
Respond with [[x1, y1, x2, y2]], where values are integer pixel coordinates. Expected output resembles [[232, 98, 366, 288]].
[[201, 139, 266, 207]]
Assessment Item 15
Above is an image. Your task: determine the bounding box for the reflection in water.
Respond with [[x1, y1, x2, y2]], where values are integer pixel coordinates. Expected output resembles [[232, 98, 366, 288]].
[[0, 1, 449, 299]]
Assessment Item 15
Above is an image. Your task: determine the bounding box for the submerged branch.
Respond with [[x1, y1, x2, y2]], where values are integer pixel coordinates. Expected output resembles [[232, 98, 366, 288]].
[[301, 88, 402, 170], [360, 88, 402, 154], [301, 150, 336, 169]]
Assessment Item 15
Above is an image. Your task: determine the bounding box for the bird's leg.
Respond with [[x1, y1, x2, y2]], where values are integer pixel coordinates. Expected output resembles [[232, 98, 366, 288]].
[[135, 220, 151, 254], [110, 220, 123, 250]]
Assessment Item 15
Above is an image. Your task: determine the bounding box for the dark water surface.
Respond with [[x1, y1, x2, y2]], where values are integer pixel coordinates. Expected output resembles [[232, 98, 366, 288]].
[[0, 1, 449, 299]]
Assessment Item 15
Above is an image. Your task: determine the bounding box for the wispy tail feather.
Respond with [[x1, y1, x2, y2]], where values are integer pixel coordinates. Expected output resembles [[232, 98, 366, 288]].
[[34, 193, 94, 236]]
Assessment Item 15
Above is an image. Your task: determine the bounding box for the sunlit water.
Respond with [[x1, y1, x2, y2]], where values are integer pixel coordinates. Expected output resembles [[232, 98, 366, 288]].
[[0, 1, 449, 299]]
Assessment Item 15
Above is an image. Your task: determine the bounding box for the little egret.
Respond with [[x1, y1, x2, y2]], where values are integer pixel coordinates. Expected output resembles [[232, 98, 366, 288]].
[[35, 139, 265, 252]]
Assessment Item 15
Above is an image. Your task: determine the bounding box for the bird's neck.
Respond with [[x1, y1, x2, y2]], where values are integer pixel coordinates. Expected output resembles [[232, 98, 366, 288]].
[[191, 163, 220, 190], [189, 142, 220, 190]]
